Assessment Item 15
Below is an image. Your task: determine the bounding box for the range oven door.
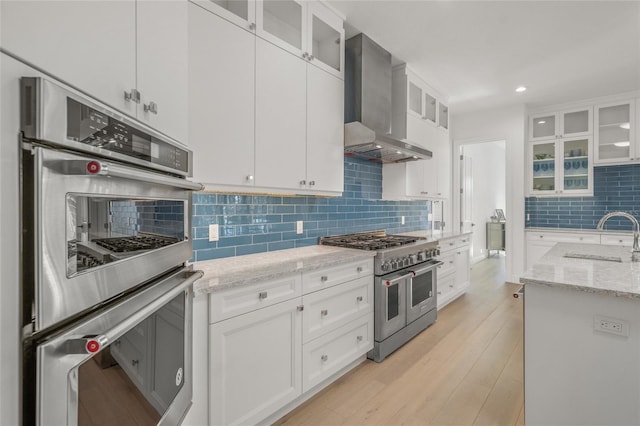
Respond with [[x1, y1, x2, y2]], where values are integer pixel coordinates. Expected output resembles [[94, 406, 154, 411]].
[[32, 268, 202, 426], [406, 260, 442, 325], [374, 271, 410, 341], [22, 144, 201, 332]]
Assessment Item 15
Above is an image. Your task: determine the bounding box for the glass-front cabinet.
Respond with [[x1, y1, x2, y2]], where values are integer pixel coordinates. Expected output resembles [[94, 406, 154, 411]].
[[594, 100, 636, 164], [529, 137, 593, 196], [193, 0, 257, 31], [529, 107, 592, 141]]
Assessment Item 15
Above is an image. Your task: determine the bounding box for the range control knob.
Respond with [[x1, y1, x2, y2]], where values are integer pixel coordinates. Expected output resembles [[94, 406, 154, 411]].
[[417, 252, 425, 262], [402, 257, 409, 267], [409, 254, 418, 264], [381, 262, 390, 271], [390, 259, 398, 270]]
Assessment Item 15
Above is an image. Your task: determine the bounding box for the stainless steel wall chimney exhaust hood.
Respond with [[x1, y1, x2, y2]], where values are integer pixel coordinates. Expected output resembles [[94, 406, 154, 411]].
[[344, 34, 432, 163]]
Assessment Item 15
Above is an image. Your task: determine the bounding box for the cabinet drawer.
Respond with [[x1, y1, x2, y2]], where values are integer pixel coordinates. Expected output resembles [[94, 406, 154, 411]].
[[439, 237, 457, 251], [526, 231, 600, 244], [209, 273, 302, 323], [601, 234, 634, 247], [456, 235, 471, 247], [437, 273, 455, 301], [302, 313, 373, 392], [303, 259, 373, 294], [435, 251, 456, 277], [302, 276, 373, 343]]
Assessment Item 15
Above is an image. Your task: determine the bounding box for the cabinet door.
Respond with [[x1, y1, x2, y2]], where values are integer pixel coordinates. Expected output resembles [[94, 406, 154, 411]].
[[435, 131, 451, 199], [405, 161, 426, 197], [529, 113, 557, 141], [306, 66, 344, 193], [560, 107, 591, 138], [1, 1, 136, 116], [137, 0, 188, 143], [407, 78, 424, 118], [255, 38, 307, 190], [454, 246, 470, 288], [209, 298, 302, 426], [307, 2, 344, 79], [256, 0, 307, 58], [560, 137, 592, 195], [438, 101, 449, 131], [190, 0, 257, 32], [594, 100, 636, 164], [424, 92, 437, 125], [529, 140, 557, 195], [189, 3, 256, 187]]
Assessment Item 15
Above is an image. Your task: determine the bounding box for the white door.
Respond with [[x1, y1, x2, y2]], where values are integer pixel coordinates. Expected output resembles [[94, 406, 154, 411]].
[[306, 65, 344, 193], [1, 0, 136, 116], [460, 151, 474, 233], [209, 298, 302, 426], [189, 3, 256, 187], [137, 0, 188, 142], [255, 38, 307, 190]]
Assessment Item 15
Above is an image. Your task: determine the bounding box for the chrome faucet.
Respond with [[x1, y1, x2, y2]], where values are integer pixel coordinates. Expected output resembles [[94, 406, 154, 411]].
[[597, 212, 640, 262]]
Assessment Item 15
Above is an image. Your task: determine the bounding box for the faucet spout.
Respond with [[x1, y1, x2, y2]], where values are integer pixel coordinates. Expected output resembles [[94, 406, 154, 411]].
[[597, 212, 640, 262]]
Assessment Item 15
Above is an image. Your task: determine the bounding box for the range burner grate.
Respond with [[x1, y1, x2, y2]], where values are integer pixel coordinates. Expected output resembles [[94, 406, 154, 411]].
[[93, 234, 179, 253], [320, 231, 420, 250]]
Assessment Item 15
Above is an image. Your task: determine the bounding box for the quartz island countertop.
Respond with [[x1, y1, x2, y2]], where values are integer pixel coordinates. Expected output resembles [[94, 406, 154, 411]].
[[520, 242, 640, 299], [192, 245, 376, 294]]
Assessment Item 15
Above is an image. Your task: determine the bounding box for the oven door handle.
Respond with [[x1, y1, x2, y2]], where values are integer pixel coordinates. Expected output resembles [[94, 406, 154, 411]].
[[61, 157, 205, 191], [409, 260, 444, 276], [97, 161, 205, 191], [384, 272, 413, 287], [61, 269, 203, 355]]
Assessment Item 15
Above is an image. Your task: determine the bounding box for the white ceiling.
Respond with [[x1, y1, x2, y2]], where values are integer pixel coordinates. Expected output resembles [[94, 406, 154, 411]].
[[328, 1, 640, 115]]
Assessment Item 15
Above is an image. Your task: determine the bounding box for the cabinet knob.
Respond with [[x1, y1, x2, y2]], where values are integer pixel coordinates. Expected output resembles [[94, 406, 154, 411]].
[[421, 191, 429, 194], [249, 22, 256, 30], [309, 180, 315, 186], [300, 179, 306, 185], [356, 335, 363, 342], [449, 284, 454, 288], [143, 101, 158, 114], [258, 291, 268, 300], [449, 261, 453, 264], [124, 89, 140, 104], [437, 291, 442, 295], [302, 52, 309, 59], [356, 266, 363, 272], [246, 175, 254, 181], [308, 54, 314, 61], [356, 296, 363, 302], [539, 235, 544, 239], [297, 305, 304, 312], [320, 275, 328, 282], [320, 309, 328, 317], [321, 354, 328, 362], [132, 359, 139, 367]]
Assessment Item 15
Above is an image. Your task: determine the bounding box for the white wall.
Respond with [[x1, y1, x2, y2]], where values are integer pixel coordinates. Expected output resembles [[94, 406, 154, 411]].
[[462, 141, 506, 262], [451, 104, 526, 283]]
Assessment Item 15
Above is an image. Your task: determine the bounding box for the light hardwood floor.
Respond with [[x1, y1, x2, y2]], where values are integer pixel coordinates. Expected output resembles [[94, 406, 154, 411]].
[[274, 255, 524, 426]]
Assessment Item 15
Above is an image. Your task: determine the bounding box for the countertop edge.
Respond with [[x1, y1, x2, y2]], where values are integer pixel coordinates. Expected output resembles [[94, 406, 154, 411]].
[[519, 277, 640, 300]]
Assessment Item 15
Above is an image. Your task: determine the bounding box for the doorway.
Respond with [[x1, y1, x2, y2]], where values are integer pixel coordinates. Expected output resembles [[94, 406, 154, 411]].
[[456, 140, 507, 265]]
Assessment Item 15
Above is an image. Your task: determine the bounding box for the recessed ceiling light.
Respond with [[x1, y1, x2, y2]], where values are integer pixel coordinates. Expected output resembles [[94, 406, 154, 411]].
[[538, 120, 546, 124], [614, 141, 630, 147], [515, 86, 527, 93], [619, 123, 630, 130]]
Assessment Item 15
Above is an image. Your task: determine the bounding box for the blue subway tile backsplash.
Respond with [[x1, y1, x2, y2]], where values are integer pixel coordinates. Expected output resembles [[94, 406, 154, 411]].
[[192, 157, 431, 261], [525, 164, 640, 230]]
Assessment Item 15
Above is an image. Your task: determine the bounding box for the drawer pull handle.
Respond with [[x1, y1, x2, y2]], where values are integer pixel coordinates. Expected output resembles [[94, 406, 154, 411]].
[[258, 291, 268, 300], [321, 354, 328, 362], [357, 266, 363, 272], [321, 309, 328, 317], [297, 305, 304, 312], [320, 276, 328, 282], [449, 261, 454, 264], [437, 291, 442, 295], [449, 242, 454, 246], [449, 284, 454, 288], [356, 296, 363, 302], [357, 335, 363, 342]]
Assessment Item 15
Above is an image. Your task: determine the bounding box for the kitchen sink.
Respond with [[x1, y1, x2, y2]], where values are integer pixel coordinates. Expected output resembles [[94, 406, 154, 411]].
[[563, 252, 622, 262]]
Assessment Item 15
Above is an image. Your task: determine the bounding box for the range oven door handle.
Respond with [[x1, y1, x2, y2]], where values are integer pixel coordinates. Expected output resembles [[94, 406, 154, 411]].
[[384, 272, 413, 287], [409, 260, 444, 276], [61, 158, 205, 191]]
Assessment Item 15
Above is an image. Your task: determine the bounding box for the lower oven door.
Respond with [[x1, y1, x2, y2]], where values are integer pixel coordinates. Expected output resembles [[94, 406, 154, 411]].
[[374, 271, 411, 341], [406, 260, 442, 324], [33, 267, 202, 426]]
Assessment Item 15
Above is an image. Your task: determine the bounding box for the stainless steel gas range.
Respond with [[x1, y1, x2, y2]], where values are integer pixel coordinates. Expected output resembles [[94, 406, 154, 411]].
[[320, 231, 442, 362]]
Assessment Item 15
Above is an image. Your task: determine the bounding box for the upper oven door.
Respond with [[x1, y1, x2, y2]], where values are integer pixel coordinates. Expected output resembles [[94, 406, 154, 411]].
[[406, 260, 442, 325], [24, 144, 197, 332]]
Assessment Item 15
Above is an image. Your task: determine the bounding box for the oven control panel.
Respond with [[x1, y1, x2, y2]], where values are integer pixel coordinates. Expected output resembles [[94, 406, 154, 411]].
[[378, 247, 440, 274], [66, 98, 188, 173]]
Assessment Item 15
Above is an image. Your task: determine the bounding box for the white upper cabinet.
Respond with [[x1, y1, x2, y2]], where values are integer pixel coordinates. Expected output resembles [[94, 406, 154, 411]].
[[256, 0, 306, 57], [189, 2, 256, 188], [1, 0, 188, 143], [191, 0, 257, 31], [529, 107, 592, 141], [594, 100, 637, 164], [392, 65, 443, 139], [307, 2, 345, 79], [1, 1, 137, 116], [438, 101, 449, 130]]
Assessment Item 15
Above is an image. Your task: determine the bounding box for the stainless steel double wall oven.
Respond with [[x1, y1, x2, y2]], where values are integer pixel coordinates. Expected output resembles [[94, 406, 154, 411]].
[[20, 76, 203, 425]]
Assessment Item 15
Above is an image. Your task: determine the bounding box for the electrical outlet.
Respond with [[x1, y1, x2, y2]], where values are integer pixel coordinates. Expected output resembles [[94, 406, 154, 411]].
[[296, 220, 303, 234], [427, 213, 433, 221], [208, 224, 219, 242], [594, 315, 628, 337], [401, 216, 405, 225]]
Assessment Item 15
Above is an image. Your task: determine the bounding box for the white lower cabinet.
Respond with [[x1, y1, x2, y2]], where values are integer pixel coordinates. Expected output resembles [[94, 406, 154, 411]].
[[436, 234, 471, 309], [209, 298, 302, 426], [208, 259, 374, 425], [525, 230, 600, 269]]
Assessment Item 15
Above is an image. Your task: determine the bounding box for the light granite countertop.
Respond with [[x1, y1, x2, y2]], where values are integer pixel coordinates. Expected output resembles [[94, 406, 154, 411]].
[[398, 230, 473, 242], [520, 243, 640, 299], [192, 245, 376, 294]]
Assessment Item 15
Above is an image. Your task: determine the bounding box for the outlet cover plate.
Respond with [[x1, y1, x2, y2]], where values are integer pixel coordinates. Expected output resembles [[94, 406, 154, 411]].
[[594, 315, 629, 337], [296, 221, 303, 234], [209, 224, 219, 242]]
